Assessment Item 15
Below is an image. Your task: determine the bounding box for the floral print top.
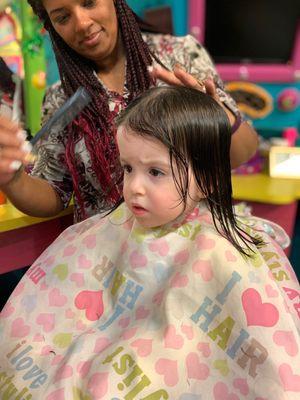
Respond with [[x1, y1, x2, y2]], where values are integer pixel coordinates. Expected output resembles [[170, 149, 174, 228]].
[[31, 33, 241, 222]]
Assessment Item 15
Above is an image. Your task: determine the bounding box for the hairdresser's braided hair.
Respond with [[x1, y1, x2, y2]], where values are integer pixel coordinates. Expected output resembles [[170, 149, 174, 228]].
[[27, 0, 156, 219]]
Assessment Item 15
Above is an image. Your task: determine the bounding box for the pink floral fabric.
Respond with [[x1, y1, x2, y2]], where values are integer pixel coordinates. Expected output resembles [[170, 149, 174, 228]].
[[0, 202, 299, 399]]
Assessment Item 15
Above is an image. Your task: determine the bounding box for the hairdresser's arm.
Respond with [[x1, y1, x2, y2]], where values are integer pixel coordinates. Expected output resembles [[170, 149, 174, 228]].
[[203, 77, 258, 169], [149, 66, 258, 169], [2, 169, 64, 217]]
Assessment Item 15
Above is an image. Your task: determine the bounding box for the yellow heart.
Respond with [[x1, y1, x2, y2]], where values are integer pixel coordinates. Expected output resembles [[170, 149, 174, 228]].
[[73, 387, 92, 400], [53, 264, 69, 280], [53, 333, 72, 348], [111, 206, 125, 221], [213, 359, 229, 376]]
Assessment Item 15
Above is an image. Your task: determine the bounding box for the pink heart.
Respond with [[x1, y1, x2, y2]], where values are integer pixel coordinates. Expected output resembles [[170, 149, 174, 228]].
[[170, 272, 189, 288], [87, 372, 109, 398], [36, 313, 55, 332], [40, 345, 52, 356], [135, 306, 150, 320], [93, 337, 111, 353], [192, 260, 213, 281], [76, 320, 87, 331], [233, 378, 249, 395], [279, 363, 300, 392], [185, 207, 200, 221], [273, 330, 298, 356], [13, 282, 25, 296], [152, 290, 164, 306], [48, 288, 67, 307], [149, 239, 169, 256], [225, 250, 237, 262], [265, 284, 279, 298], [33, 334, 45, 342], [174, 249, 189, 265], [197, 342, 211, 358], [65, 309, 75, 319], [44, 256, 55, 267], [155, 358, 178, 387], [131, 339, 153, 357], [82, 235, 97, 249], [63, 245, 76, 257], [242, 288, 279, 327], [1, 302, 15, 318], [186, 352, 209, 380], [122, 327, 137, 340], [129, 250, 147, 269], [75, 290, 104, 321], [46, 388, 65, 400], [70, 273, 85, 287], [195, 235, 216, 250], [164, 325, 184, 349], [54, 364, 73, 382], [119, 317, 130, 328], [77, 360, 93, 378], [10, 318, 30, 338], [181, 324, 194, 340], [40, 282, 48, 291], [121, 241, 128, 254], [51, 355, 63, 366], [78, 254, 92, 269], [213, 382, 239, 400]]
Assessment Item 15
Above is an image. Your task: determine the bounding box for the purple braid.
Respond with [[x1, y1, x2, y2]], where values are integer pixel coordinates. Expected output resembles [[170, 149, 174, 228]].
[[27, 0, 157, 218]]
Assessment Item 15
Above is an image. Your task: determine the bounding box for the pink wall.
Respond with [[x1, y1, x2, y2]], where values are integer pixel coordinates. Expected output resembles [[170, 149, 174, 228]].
[[188, 0, 300, 83]]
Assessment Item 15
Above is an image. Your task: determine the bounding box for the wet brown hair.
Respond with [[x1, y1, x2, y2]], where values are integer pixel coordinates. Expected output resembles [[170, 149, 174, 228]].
[[27, 0, 160, 220], [116, 86, 263, 256]]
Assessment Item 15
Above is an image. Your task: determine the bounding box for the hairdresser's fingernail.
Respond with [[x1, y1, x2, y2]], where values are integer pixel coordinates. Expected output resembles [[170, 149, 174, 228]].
[[17, 130, 27, 142], [10, 160, 22, 171], [21, 141, 33, 154], [147, 65, 154, 73], [25, 153, 37, 163], [174, 63, 185, 71]]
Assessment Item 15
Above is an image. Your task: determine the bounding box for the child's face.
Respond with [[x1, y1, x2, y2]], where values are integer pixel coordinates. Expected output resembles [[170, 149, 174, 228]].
[[117, 127, 202, 228]]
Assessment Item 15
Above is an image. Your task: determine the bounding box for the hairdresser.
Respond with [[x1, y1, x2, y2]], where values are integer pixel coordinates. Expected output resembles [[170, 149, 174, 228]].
[[0, 0, 258, 222]]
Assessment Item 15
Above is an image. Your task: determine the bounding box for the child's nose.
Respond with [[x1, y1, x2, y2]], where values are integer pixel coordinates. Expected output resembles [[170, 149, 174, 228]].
[[130, 175, 146, 195]]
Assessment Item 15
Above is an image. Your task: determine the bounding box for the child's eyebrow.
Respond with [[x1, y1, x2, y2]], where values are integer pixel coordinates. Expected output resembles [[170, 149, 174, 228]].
[[143, 160, 170, 168]]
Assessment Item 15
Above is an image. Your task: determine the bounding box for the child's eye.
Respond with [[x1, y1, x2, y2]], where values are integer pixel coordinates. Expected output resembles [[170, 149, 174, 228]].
[[122, 164, 132, 174], [149, 168, 164, 177]]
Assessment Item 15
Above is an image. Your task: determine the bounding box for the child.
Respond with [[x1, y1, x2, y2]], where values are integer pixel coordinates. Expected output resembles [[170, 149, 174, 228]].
[[0, 86, 299, 400]]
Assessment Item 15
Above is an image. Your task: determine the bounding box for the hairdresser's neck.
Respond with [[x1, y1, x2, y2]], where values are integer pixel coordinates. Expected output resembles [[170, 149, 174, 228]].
[[95, 35, 126, 94]]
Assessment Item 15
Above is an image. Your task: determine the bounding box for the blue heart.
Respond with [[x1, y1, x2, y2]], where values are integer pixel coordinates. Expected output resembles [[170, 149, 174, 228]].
[[21, 295, 37, 312], [154, 262, 172, 283]]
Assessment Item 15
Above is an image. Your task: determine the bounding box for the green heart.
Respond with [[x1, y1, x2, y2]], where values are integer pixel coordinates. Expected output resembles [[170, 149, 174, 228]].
[[53, 264, 69, 280], [53, 333, 73, 348], [73, 387, 92, 400], [213, 359, 229, 376]]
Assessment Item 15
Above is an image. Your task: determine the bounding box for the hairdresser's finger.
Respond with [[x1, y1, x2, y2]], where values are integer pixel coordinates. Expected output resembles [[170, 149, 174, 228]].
[[0, 130, 27, 150], [0, 158, 22, 174], [0, 114, 20, 132], [0, 143, 32, 163], [148, 65, 183, 86], [203, 77, 219, 98], [173, 65, 206, 91]]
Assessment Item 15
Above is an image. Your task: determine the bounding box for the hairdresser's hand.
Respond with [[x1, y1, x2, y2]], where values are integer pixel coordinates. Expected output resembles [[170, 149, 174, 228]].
[[0, 115, 30, 187], [149, 65, 236, 125], [149, 64, 219, 100]]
